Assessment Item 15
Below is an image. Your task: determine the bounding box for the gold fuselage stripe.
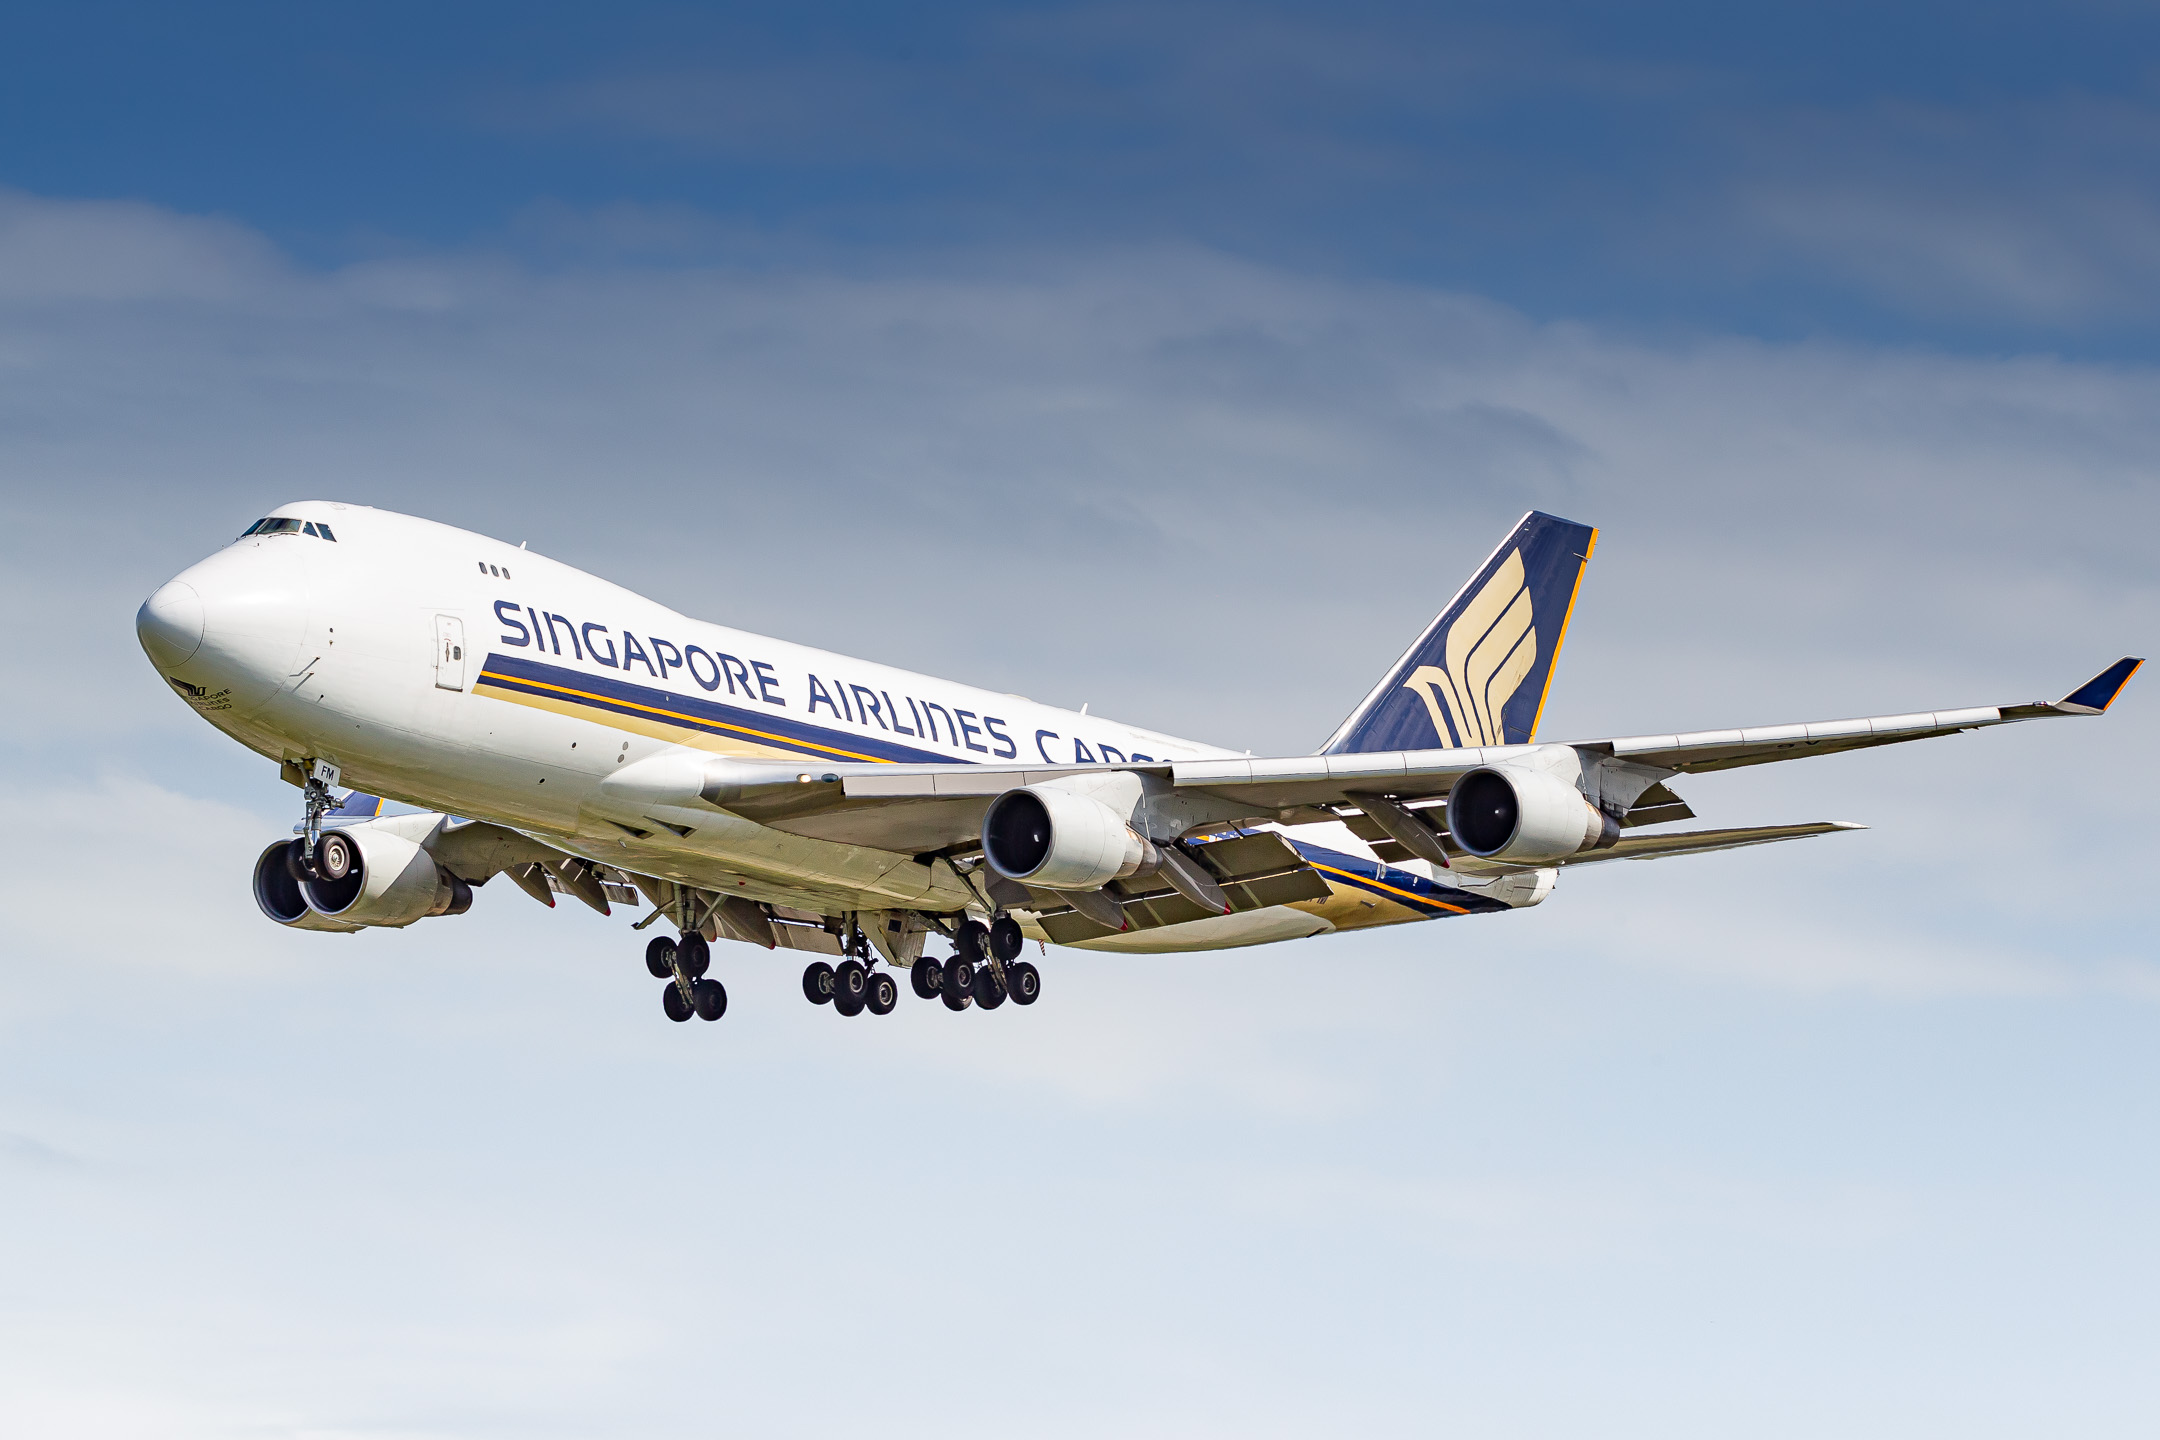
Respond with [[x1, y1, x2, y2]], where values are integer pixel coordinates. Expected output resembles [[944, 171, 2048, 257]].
[[1308, 861, 1472, 915], [475, 668, 889, 764]]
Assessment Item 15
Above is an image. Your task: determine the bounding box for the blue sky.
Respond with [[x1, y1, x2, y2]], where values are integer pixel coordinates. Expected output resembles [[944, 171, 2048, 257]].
[[12, 1, 2160, 346], [1, 5, 2157, 1437]]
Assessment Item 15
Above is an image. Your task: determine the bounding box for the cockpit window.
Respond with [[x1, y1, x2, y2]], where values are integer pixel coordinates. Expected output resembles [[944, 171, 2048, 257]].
[[240, 517, 335, 541]]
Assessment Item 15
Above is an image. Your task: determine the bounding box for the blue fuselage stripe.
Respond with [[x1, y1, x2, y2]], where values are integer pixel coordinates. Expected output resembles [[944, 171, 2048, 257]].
[[476, 652, 957, 764]]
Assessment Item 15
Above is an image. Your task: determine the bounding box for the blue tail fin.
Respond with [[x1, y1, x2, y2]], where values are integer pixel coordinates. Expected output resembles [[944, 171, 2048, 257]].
[[1321, 511, 1597, 754]]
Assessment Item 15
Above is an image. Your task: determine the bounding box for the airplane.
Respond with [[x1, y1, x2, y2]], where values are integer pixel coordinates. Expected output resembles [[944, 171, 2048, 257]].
[[134, 504, 2141, 1025]]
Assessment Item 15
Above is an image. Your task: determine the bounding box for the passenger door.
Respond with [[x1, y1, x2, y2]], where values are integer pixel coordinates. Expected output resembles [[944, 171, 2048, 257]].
[[434, 615, 467, 691]]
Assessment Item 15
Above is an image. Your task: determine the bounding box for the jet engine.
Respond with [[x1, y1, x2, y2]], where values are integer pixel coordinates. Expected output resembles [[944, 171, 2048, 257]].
[[981, 784, 1150, 891], [1445, 765, 1618, 865], [252, 827, 472, 931], [253, 841, 367, 932]]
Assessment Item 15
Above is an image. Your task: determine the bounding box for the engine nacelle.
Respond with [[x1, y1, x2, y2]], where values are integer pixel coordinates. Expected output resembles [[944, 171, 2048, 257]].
[[981, 784, 1149, 891], [1445, 765, 1617, 865], [253, 828, 472, 930], [253, 841, 367, 932]]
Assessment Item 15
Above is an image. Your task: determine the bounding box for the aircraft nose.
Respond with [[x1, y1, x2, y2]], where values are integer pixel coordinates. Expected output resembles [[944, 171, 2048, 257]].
[[137, 579, 206, 670]]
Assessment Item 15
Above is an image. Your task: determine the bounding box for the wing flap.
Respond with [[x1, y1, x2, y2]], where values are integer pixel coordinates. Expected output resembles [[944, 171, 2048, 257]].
[[1032, 832, 1330, 943]]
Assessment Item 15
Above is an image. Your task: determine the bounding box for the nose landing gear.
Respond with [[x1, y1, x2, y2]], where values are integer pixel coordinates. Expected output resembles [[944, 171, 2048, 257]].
[[283, 758, 344, 881]]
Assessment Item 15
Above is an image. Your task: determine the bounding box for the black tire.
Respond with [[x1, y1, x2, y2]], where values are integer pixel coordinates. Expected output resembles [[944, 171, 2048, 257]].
[[989, 914, 1023, 962], [646, 935, 678, 979], [691, 978, 728, 1021], [1007, 961, 1041, 1005], [910, 956, 942, 999], [663, 982, 694, 1022], [974, 965, 1007, 1010], [676, 932, 711, 978], [834, 959, 868, 1004], [942, 961, 974, 1011], [316, 831, 355, 881], [283, 839, 313, 882], [802, 961, 835, 1004], [866, 973, 898, 1015], [954, 920, 989, 962]]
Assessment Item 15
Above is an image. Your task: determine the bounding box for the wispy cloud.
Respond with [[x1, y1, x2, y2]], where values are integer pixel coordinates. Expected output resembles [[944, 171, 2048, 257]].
[[0, 186, 2154, 1432]]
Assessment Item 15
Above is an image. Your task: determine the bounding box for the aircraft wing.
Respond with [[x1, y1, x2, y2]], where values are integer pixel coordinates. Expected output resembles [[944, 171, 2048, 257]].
[[737, 657, 2140, 853], [1156, 656, 2144, 811]]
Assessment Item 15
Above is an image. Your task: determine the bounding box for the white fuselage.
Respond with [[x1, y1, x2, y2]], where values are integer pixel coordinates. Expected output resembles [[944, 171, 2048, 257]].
[[140, 501, 1392, 935]]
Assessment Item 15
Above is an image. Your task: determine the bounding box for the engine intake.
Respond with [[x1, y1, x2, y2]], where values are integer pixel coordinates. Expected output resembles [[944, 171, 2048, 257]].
[[254, 827, 472, 930], [253, 841, 366, 932], [981, 785, 1149, 891], [1445, 765, 1616, 864]]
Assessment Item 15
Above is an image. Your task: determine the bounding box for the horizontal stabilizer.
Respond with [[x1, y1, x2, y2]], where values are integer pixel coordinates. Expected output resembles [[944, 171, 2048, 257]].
[[1557, 821, 1864, 867]]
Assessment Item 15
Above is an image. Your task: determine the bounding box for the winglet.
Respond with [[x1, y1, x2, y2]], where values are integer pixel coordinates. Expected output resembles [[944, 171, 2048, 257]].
[[2056, 657, 2143, 715]]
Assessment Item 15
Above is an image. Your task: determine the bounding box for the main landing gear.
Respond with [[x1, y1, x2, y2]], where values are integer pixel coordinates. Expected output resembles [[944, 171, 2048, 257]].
[[802, 923, 900, 1019], [900, 916, 1040, 1014], [647, 932, 727, 1023]]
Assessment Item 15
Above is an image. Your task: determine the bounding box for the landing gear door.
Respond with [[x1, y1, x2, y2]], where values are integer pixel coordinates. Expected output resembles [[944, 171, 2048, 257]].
[[434, 615, 467, 691]]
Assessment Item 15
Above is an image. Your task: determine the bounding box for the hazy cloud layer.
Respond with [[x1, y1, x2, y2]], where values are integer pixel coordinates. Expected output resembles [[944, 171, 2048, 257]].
[[1, 188, 2156, 1434]]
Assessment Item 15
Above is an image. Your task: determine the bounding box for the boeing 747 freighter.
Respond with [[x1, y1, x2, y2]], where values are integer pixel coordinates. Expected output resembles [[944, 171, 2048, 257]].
[[135, 505, 2140, 1024]]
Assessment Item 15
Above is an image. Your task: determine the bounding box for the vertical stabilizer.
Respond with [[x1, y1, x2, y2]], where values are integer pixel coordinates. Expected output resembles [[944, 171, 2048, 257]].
[[1320, 511, 1597, 754]]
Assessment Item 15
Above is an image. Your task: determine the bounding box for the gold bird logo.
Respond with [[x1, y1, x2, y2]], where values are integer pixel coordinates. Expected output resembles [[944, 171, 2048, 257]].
[[1401, 548, 1538, 747]]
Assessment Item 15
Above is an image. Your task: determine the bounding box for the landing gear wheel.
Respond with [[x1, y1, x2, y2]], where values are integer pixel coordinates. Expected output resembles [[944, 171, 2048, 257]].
[[283, 839, 313, 883], [833, 960, 868, 1016], [691, 977, 728, 1021], [911, 956, 943, 999], [974, 965, 1007, 1010], [662, 983, 694, 1022], [865, 973, 898, 1015], [941, 959, 974, 1011], [803, 961, 835, 1005], [834, 959, 868, 1005], [675, 932, 710, 978], [646, 936, 678, 978], [1007, 961, 1041, 1005], [316, 831, 355, 881], [954, 920, 989, 962], [989, 915, 1023, 962]]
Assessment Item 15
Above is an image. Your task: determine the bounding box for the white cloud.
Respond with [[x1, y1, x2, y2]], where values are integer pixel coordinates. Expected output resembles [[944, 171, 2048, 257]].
[[1, 189, 2157, 1437], [0, 187, 288, 305]]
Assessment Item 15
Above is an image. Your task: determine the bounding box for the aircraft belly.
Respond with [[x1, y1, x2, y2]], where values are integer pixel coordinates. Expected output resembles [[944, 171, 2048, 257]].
[[1061, 906, 1335, 953], [1290, 882, 1432, 932]]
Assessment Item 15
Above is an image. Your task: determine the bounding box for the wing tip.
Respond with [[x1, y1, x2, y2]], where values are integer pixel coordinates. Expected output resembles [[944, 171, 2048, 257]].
[[2056, 656, 2143, 714]]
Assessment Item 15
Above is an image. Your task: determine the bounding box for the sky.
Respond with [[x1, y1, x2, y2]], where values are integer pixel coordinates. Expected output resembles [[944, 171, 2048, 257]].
[[1, 3, 2157, 1436]]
